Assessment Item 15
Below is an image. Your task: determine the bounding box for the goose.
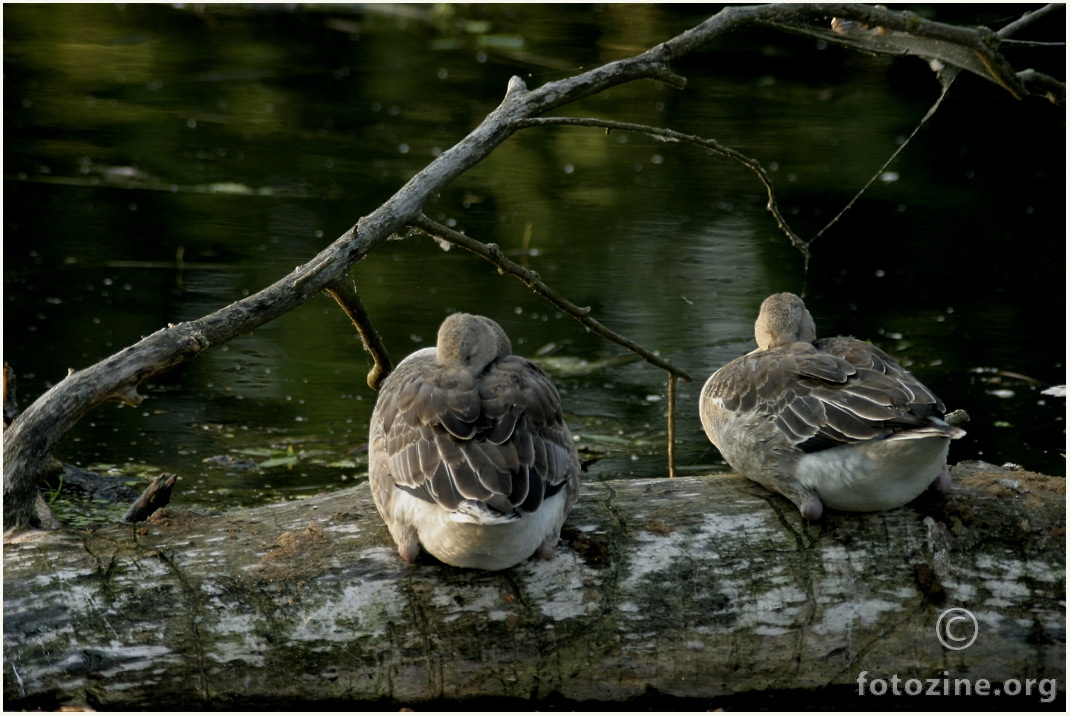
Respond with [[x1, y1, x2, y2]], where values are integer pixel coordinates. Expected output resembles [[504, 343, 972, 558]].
[[699, 292, 964, 520], [369, 313, 579, 569]]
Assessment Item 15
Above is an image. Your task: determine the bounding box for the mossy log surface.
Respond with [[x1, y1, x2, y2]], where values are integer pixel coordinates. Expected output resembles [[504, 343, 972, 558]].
[[3, 462, 1064, 709]]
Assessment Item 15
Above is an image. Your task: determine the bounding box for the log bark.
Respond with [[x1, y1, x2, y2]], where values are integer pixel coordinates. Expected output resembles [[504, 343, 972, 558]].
[[4, 463, 1064, 709]]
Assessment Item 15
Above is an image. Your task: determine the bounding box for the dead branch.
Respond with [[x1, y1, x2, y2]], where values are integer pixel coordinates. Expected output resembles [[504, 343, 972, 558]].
[[324, 278, 393, 390], [764, 4, 1032, 99], [667, 374, 678, 478], [410, 215, 693, 383], [513, 116, 809, 261], [997, 3, 1062, 40], [3, 465, 1064, 709], [1017, 68, 1066, 105]]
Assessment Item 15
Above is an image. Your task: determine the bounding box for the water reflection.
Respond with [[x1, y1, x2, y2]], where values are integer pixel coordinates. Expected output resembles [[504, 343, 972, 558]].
[[4, 5, 1063, 519]]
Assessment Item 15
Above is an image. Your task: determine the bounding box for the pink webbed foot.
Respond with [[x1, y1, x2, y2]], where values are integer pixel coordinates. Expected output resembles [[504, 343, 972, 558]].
[[534, 534, 559, 561], [930, 469, 953, 494], [397, 541, 421, 564], [799, 497, 824, 521]]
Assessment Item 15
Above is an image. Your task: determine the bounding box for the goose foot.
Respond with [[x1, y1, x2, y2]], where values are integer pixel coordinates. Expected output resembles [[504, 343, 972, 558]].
[[799, 497, 824, 521], [398, 540, 421, 563], [930, 469, 952, 494], [534, 534, 559, 561]]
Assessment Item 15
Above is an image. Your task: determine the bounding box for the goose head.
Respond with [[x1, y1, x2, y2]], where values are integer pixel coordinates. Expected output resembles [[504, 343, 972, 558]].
[[754, 292, 817, 350], [436, 313, 511, 374]]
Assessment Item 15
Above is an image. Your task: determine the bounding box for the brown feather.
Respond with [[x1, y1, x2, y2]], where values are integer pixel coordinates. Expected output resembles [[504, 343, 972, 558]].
[[372, 322, 576, 519]]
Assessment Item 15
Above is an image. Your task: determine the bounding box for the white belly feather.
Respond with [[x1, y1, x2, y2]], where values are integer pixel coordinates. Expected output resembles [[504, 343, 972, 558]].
[[796, 434, 951, 512], [392, 489, 569, 570]]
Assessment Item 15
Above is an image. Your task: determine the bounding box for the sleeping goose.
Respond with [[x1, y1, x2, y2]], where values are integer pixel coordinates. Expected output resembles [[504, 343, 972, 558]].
[[369, 312, 579, 569], [699, 292, 964, 520]]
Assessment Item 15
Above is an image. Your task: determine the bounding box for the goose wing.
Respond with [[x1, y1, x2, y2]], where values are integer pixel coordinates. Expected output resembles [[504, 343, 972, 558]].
[[374, 354, 576, 519], [706, 338, 944, 453]]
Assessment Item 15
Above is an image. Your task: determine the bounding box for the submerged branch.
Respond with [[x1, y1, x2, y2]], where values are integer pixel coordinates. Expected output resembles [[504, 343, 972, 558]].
[[411, 215, 693, 383]]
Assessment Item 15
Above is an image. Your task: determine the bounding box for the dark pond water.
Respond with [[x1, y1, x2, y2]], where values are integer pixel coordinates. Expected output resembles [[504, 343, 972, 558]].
[[4, 4, 1065, 522]]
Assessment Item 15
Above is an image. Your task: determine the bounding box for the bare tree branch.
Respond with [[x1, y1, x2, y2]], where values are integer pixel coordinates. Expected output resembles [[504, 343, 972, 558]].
[[1017, 68, 1066, 104], [763, 4, 1033, 99], [325, 278, 393, 390], [997, 3, 1062, 40], [410, 215, 693, 383], [513, 116, 809, 262], [667, 374, 678, 478]]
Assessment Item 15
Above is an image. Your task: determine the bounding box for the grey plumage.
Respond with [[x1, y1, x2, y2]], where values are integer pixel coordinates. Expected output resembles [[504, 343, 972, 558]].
[[700, 293, 964, 520], [369, 313, 579, 569]]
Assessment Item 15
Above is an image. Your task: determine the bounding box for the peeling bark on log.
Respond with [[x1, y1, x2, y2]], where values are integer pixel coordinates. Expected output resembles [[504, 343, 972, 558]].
[[3, 463, 1064, 709]]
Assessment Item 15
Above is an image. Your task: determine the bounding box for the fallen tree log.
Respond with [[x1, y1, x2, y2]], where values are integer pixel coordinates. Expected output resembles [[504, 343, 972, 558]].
[[3, 462, 1064, 709]]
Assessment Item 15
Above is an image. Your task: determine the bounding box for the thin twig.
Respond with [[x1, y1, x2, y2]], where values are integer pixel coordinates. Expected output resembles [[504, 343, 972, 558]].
[[807, 75, 956, 248], [411, 215, 693, 383], [513, 117, 809, 264], [997, 3, 1061, 39], [667, 373, 677, 478], [998, 4, 1066, 106], [325, 277, 393, 390]]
